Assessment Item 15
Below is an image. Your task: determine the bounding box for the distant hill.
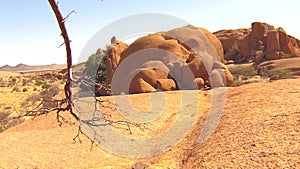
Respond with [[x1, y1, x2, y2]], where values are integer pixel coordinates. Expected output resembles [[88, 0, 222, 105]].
[[0, 63, 66, 72]]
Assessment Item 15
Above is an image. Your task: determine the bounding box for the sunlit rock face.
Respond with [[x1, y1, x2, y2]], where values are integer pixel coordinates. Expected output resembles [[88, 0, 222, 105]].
[[214, 22, 300, 64], [99, 25, 232, 95]]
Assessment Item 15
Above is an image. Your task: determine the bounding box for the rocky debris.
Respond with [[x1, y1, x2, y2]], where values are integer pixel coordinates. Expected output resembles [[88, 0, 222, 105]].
[[99, 25, 233, 95], [214, 22, 300, 64]]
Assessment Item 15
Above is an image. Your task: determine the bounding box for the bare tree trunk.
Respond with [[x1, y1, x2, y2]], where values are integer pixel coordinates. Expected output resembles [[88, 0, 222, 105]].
[[48, 0, 78, 121], [45, 0, 144, 145]]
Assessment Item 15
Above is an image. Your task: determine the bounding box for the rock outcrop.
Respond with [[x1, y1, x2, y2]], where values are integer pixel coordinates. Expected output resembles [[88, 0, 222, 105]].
[[105, 38, 128, 84], [214, 22, 300, 64], [99, 25, 233, 95]]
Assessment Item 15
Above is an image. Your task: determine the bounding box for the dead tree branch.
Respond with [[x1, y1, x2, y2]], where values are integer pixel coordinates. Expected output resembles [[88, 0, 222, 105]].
[[3, 0, 150, 147], [63, 10, 76, 22], [48, 0, 79, 121], [47, 0, 148, 140]]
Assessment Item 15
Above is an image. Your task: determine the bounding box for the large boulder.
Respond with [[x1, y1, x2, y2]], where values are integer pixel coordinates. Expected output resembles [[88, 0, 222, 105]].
[[157, 79, 176, 91], [125, 68, 169, 94], [129, 78, 156, 94], [214, 22, 300, 64], [211, 61, 234, 86], [182, 57, 209, 89], [105, 39, 128, 84], [192, 78, 205, 90], [141, 60, 170, 73], [210, 69, 225, 88], [120, 33, 190, 63], [102, 25, 233, 95], [198, 27, 224, 62]]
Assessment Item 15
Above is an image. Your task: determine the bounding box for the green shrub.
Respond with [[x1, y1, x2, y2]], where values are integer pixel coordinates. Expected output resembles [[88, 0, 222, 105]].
[[281, 54, 291, 59], [231, 79, 246, 87], [41, 84, 61, 100], [22, 88, 28, 92], [229, 65, 258, 87], [82, 53, 108, 94], [34, 79, 44, 86], [229, 65, 257, 77], [260, 70, 294, 80], [83, 54, 108, 83], [41, 83, 51, 89]]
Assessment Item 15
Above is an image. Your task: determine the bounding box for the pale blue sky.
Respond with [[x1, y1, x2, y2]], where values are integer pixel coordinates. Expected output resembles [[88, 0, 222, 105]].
[[0, 0, 299, 66]]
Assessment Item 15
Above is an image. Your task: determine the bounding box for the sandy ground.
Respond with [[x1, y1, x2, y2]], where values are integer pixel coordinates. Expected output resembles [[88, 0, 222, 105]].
[[0, 79, 299, 168], [182, 79, 300, 168]]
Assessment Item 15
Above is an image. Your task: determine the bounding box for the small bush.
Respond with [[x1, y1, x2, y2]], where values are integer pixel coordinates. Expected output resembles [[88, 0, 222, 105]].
[[0, 111, 10, 132], [41, 84, 61, 100], [48, 76, 58, 83], [34, 79, 44, 86], [82, 54, 108, 95], [0, 78, 6, 87], [26, 78, 33, 85], [229, 65, 258, 87], [231, 79, 246, 87], [84, 54, 108, 83], [26, 93, 42, 104], [9, 77, 17, 87], [22, 79, 27, 86], [6, 118, 25, 129], [0, 111, 24, 132], [0, 111, 10, 122], [41, 83, 51, 89], [281, 54, 291, 59], [11, 86, 20, 92], [261, 70, 294, 80], [22, 88, 28, 92], [229, 65, 257, 77]]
